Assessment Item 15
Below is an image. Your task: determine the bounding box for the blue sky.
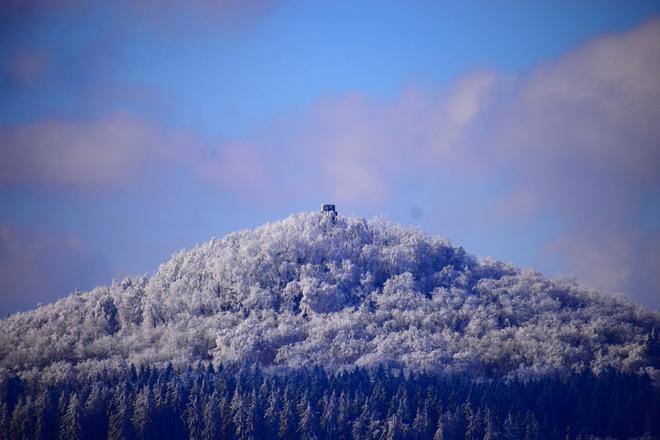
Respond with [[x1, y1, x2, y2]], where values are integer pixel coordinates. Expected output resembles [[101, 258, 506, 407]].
[[1, 0, 660, 314]]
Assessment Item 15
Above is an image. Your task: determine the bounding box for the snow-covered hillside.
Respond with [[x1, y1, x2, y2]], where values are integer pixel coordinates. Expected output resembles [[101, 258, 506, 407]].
[[1, 212, 658, 380]]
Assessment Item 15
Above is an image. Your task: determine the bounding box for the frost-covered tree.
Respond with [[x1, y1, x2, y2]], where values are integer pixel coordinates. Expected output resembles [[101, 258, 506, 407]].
[[279, 387, 298, 440], [503, 412, 522, 439], [0, 211, 658, 380], [411, 403, 431, 440], [202, 390, 221, 440], [385, 412, 407, 440], [82, 383, 107, 439], [132, 387, 154, 439], [0, 403, 9, 440], [321, 391, 339, 438], [264, 387, 282, 437], [183, 394, 203, 440], [432, 414, 445, 440], [298, 400, 321, 440], [59, 394, 81, 440], [108, 385, 133, 440], [9, 398, 30, 440]]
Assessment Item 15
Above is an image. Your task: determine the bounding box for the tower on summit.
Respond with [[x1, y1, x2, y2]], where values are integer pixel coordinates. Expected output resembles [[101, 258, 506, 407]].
[[321, 204, 336, 214], [321, 204, 337, 223]]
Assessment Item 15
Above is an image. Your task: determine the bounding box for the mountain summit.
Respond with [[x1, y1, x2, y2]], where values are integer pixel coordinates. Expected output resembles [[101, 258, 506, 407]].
[[1, 212, 658, 378]]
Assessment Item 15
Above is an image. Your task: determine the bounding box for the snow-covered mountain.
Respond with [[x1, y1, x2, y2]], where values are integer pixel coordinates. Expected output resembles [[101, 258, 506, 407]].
[[1, 211, 658, 380]]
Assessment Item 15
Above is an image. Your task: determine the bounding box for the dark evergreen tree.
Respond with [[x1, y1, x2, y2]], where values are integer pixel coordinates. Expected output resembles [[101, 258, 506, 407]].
[[249, 388, 266, 439], [279, 389, 298, 440], [231, 385, 254, 440], [264, 386, 282, 438], [58, 393, 81, 440], [0, 402, 9, 440], [108, 385, 134, 440], [503, 411, 522, 439], [337, 391, 351, 440], [411, 401, 431, 440], [385, 412, 407, 440], [10, 398, 30, 440], [81, 386, 107, 439], [298, 400, 321, 440], [41, 389, 61, 440], [202, 390, 221, 440], [219, 391, 234, 439], [483, 407, 501, 440], [464, 402, 481, 440], [183, 393, 203, 440], [352, 402, 374, 440], [523, 411, 540, 440], [432, 414, 444, 440], [132, 387, 155, 440], [321, 391, 339, 439]]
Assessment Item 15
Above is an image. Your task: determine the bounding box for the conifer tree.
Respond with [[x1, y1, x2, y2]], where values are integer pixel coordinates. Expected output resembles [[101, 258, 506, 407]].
[[278, 385, 298, 440], [483, 407, 501, 440], [249, 388, 265, 439], [412, 402, 431, 439], [83, 383, 107, 439], [10, 398, 30, 440], [0, 402, 9, 440], [183, 393, 203, 440], [432, 414, 445, 440], [132, 387, 154, 440], [231, 386, 254, 440], [503, 411, 522, 439], [279, 391, 297, 440], [337, 391, 351, 440], [33, 393, 49, 440], [298, 400, 321, 440], [464, 401, 480, 440], [202, 390, 221, 440], [264, 387, 282, 438], [108, 385, 134, 440], [524, 411, 540, 440], [321, 391, 339, 439], [385, 412, 407, 440], [352, 402, 374, 440], [59, 393, 81, 440]]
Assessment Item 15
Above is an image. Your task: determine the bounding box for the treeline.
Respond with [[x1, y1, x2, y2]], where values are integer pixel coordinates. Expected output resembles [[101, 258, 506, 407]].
[[1, 364, 658, 439]]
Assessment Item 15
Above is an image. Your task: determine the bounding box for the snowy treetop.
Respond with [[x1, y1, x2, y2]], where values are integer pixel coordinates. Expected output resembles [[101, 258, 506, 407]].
[[1, 211, 658, 382]]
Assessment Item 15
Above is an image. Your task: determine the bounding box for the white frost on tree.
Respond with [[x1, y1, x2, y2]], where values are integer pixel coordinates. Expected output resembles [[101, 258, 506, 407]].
[[0, 211, 658, 381]]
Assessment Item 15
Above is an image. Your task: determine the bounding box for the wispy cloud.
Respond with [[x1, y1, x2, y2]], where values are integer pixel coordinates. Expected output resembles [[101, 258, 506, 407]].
[[2, 17, 658, 308], [233, 17, 660, 306], [0, 113, 271, 197], [0, 113, 188, 187], [473, 18, 660, 305]]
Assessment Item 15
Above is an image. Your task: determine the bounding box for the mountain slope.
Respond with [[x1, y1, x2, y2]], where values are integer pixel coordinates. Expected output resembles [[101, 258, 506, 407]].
[[1, 211, 658, 379]]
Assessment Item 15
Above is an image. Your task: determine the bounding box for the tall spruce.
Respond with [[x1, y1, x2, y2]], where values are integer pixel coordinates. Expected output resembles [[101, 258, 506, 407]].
[[58, 394, 81, 440], [202, 390, 221, 440], [132, 387, 154, 440], [298, 400, 321, 440], [108, 384, 134, 440], [183, 393, 203, 440]]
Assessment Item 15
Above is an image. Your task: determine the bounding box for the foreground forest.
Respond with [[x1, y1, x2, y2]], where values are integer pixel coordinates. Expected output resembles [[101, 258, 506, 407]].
[[1, 364, 658, 439]]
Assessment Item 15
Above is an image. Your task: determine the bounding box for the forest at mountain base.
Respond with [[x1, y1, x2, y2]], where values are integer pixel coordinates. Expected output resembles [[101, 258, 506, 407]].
[[2, 364, 659, 440]]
